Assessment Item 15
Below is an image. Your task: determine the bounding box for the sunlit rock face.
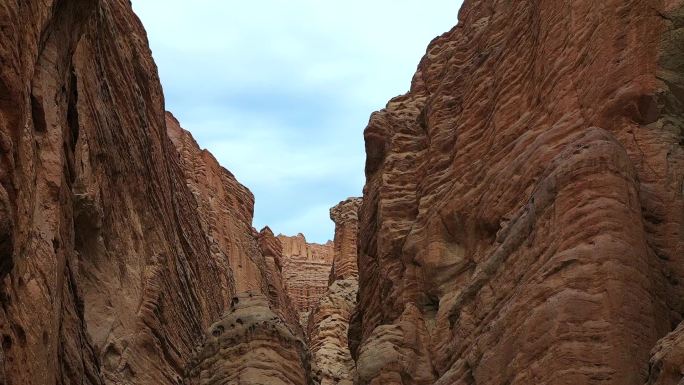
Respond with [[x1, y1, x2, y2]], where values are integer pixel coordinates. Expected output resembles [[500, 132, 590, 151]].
[[185, 292, 309, 385], [307, 198, 361, 385], [0, 1, 303, 384], [353, 0, 684, 384], [277, 234, 334, 326]]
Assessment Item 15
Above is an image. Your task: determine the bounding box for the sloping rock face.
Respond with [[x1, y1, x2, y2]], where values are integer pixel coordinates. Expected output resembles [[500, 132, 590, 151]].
[[278, 234, 334, 325], [353, 1, 684, 385], [0, 1, 303, 384], [185, 292, 309, 385], [307, 198, 361, 385], [257, 227, 305, 332], [167, 113, 263, 294], [167, 114, 301, 327]]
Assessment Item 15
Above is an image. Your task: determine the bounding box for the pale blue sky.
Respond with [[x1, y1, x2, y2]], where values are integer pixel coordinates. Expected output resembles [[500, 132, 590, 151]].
[[131, 1, 463, 243]]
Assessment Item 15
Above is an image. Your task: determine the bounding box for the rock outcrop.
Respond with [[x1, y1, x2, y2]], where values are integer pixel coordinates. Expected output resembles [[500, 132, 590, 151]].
[[328, 198, 362, 284], [185, 292, 309, 385], [0, 1, 303, 384], [278, 234, 334, 326], [306, 198, 361, 385], [353, 1, 684, 384]]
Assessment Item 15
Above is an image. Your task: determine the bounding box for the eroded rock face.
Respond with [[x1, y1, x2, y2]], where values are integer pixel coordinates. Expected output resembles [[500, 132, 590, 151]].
[[278, 234, 334, 326], [307, 198, 361, 385], [328, 198, 362, 283], [185, 292, 309, 385], [257, 227, 304, 332], [0, 1, 303, 384], [353, 1, 684, 384]]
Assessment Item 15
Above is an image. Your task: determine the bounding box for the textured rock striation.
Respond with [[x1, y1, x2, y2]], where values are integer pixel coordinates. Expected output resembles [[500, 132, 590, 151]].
[[306, 198, 361, 385], [278, 234, 334, 326], [185, 292, 309, 385], [166, 114, 301, 329], [328, 198, 362, 284], [0, 1, 303, 385], [5, 0, 684, 384], [353, 1, 684, 385]]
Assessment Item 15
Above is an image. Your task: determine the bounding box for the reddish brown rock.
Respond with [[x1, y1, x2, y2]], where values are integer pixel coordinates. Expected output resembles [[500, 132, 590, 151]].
[[279, 233, 334, 264], [0, 1, 303, 384], [185, 292, 309, 385], [353, 1, 684, 384], [328, 198, 362, 283], [257, 227, 304, 332], [277, 234, 334, 325], [307, 198, 361, 385], [167, 113, 264, 294]]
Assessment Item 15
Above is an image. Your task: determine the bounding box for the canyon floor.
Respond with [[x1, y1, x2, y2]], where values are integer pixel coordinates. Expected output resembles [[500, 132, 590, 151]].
[[0, 0, 683, 385]]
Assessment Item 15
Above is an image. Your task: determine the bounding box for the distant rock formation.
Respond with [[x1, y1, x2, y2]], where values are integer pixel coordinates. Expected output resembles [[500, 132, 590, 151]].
[[277, 234, 334, 326], [352, 0, 684, 384], [307, 198, 361, 385]]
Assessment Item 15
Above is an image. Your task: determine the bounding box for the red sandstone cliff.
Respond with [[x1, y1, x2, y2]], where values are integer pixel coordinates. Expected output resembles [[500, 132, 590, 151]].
[[352, 1, 684, 384], [278, 234, 334, 326], [0, 1, 303, 384]]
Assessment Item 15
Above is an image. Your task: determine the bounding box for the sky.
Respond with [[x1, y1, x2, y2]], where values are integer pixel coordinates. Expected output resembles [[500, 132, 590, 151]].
[[131, 1, 463, 243]]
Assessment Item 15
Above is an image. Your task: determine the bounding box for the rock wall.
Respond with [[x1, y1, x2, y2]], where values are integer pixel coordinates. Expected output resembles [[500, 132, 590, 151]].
[[278, 234, 334, 325], [307, 198, 361, 385], [353, 1, 684, 384], [0, 1, 303, 384]]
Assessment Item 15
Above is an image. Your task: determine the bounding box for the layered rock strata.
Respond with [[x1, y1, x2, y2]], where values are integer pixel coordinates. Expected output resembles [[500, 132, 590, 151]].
[[307, 198, 361, 385], [167, 114, 301, 329], [353, 1, 684, 384], [185, 292, 309, 385], [278, 234, 334, 325], [327, 198, 362, 283], [0, 1, 303, 384]]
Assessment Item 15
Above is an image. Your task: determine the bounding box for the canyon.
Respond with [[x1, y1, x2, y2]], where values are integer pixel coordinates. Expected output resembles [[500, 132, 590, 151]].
[[0, 0, 682, 385]]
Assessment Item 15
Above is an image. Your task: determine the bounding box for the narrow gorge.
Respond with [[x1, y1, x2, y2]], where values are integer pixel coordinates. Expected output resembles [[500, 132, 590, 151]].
[[0, 0, 683, 385]]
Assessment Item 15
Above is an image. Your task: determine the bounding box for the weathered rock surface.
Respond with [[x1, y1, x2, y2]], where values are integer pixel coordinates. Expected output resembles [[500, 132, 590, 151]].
[[185, 292, 309, 385], [307, 198, 361, 385], [279, 233, 334, 265], [328, 198, 362, 283], [257, 227, 305, 332], [278, 234, 334, 325], [0, 1, 303, 384], [353, 1, 684, 384], [167, 113, 261, 294]]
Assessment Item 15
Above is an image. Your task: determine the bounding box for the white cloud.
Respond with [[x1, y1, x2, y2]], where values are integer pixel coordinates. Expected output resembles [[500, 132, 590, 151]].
[[132, 0, 463, 242]]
